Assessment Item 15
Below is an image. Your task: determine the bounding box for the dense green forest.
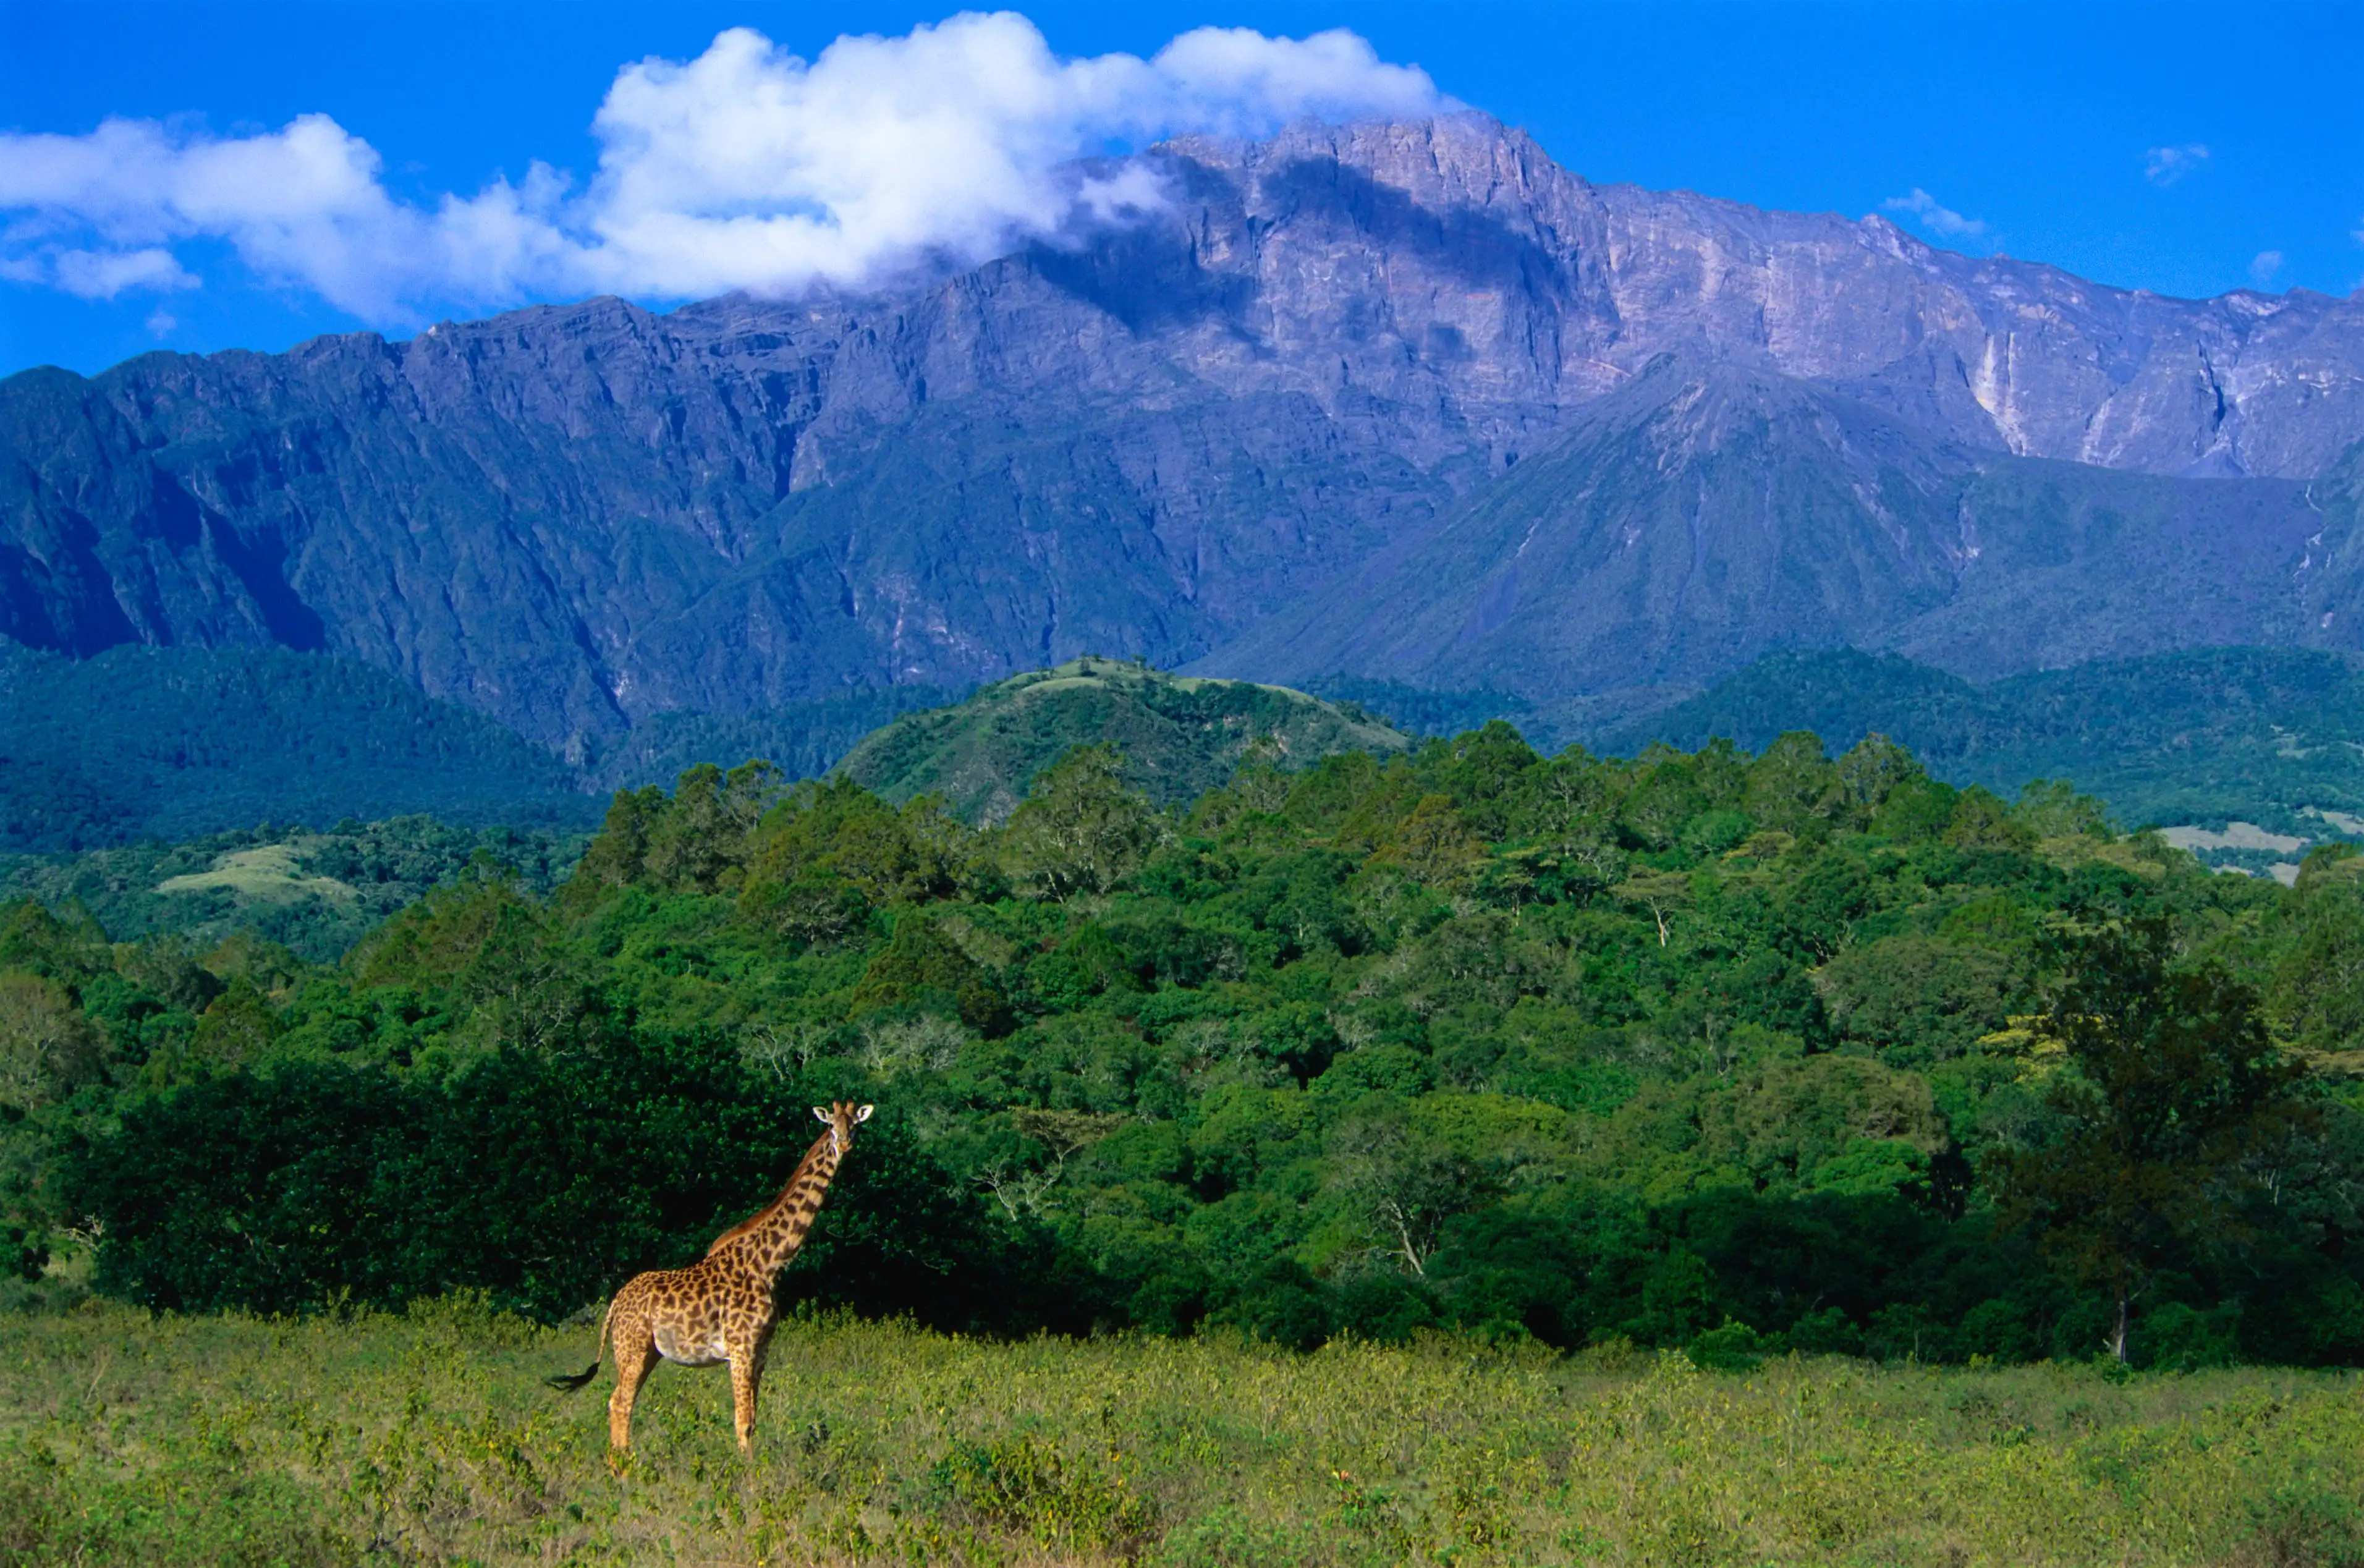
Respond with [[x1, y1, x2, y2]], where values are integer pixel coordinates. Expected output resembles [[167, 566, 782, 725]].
[[3, 725, 2360, 1375], [1323, 647, 2364, 871], [577, 684, 959, 794], [1595, 646, 2364, 859]]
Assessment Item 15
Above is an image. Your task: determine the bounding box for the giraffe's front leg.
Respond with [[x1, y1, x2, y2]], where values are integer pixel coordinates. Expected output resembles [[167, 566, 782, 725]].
[[729, 1329, 771, 1454]]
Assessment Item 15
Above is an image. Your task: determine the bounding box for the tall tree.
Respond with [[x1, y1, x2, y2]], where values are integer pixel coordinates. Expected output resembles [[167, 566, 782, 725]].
[[997, 745, 1161, 902], [1986, 919, 2307, 1362], [2271, 847, 2364, 1057]]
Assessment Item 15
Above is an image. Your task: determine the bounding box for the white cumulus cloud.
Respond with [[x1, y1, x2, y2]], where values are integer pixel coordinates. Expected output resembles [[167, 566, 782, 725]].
[[0, 12, 1449, 323], [2143, 143, 2209, 187], [0, 112, 466, 316], [1881, 189, 1989, 242]]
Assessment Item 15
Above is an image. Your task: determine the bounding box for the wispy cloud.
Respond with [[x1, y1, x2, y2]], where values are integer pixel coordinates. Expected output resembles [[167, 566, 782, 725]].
[[1881, 188, 1989, 242], [0, 15, 1449, 322], [53, 246, 200, 300], [2143, 143, 2210, 187], [2249, 250, 2284, 286], [0, 242, 198, 299]]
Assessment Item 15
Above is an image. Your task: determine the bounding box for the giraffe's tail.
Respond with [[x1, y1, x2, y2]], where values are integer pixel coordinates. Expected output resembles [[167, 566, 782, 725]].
[[546, 1297, 614, 1393]]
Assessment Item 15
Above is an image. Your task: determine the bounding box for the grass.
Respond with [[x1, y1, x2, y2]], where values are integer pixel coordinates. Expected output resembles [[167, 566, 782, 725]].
[[1, 1299, 2359, 1567], [151, 841, 360, 905]]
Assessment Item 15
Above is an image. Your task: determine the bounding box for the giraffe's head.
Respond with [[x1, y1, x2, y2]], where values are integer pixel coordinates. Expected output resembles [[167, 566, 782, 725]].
[[813, 1100, 875, 1156]]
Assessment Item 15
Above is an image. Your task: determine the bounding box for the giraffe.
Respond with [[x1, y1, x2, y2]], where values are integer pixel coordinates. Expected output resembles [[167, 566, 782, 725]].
[[547, 1101, 873, 1454]]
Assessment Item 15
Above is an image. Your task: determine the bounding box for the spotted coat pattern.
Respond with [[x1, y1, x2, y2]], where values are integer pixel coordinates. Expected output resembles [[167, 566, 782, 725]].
[[559, 1101, 871, 1453]]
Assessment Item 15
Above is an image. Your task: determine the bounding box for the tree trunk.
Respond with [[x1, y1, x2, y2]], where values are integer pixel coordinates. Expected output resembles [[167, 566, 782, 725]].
[[1387, 1203, 1428, 1278], [2106, 1284, 2130, 1364]]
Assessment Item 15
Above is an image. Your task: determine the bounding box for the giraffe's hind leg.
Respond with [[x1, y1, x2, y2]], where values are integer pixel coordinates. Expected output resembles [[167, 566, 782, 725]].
[[608, 1310, 658, 1454]]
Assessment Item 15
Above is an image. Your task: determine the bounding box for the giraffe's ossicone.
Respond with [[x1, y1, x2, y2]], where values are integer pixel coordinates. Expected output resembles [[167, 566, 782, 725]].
[[547, 1100, 873, 1454]]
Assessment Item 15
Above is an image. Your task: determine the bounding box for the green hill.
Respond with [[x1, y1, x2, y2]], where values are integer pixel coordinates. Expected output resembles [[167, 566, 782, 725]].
[[835, 657, 1412, 822], [20, 631, 2364, 888]]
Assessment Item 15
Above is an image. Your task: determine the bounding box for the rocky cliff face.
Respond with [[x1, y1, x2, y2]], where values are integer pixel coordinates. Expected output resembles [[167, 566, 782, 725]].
[[1197, 357, 2337, 710], [2, 113, 2358, 747], [1074, 116, 2364, 478]]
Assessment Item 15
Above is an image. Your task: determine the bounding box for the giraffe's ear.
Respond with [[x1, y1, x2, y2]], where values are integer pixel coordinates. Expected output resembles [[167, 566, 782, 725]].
[[813, 1106, 831, 1124], [855, 1104, 874, 1123]]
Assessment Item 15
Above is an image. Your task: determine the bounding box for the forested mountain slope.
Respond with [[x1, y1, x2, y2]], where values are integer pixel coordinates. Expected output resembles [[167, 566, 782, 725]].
[[1609, 646, 2364, 857], [0, 814, 587, 960], [2, 116, 2359, 748], [0, 642, 598, 849], [9, 627, 2364, 865], [0, 644, 1402, 848]]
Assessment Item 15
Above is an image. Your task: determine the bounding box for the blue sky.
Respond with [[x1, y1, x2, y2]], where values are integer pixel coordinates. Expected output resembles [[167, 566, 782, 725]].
[[3, 0, 2359, 378]]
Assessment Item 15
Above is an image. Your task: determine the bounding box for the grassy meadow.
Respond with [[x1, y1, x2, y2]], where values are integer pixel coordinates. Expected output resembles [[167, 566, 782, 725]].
[[1, 1298, 2358, 1567]]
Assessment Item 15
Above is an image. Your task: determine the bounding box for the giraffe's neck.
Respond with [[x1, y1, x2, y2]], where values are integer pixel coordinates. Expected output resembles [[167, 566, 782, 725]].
[[712, 1130, 845, 1280]]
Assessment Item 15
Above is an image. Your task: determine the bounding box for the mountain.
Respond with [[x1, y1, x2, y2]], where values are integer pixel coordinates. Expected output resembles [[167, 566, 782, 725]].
[[3, 114, 2360, 755], [835, 657, 1409, 823], [1200, 357, 2341, 708]]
